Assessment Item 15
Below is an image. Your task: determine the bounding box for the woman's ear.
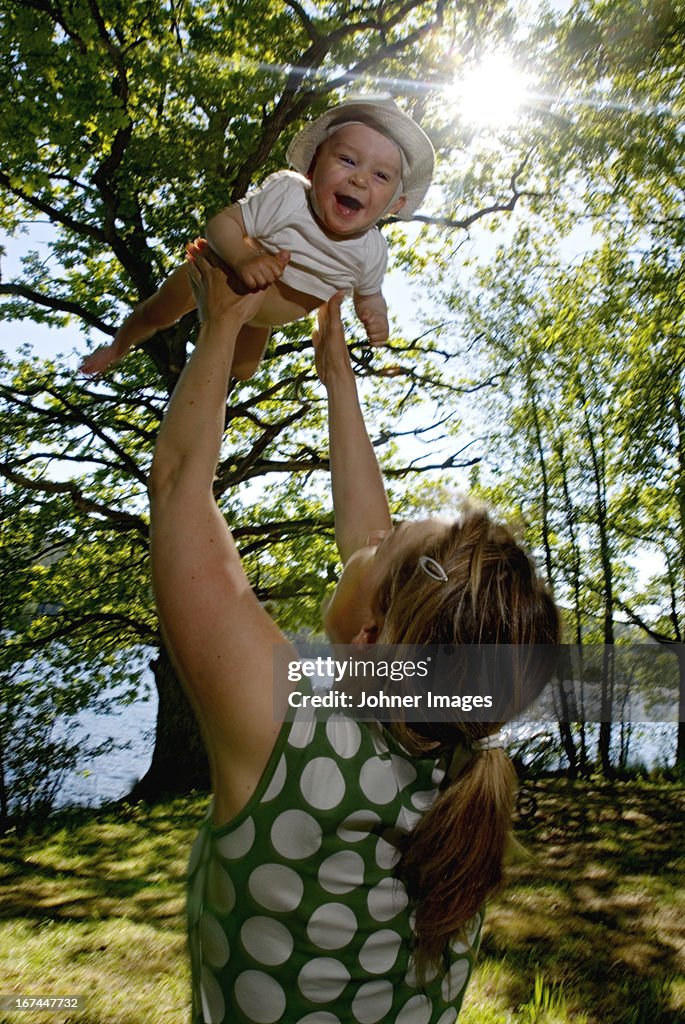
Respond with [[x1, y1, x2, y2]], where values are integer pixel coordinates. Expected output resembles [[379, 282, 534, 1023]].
[[351, 621, 380, 646]]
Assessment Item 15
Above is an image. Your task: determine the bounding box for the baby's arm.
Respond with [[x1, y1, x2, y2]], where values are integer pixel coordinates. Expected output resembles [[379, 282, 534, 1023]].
[[353, 290, 390, 346], [205, 206, 289, 290]]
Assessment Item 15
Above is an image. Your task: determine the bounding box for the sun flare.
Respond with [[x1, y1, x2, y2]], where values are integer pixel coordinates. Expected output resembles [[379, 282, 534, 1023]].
[[450, 52, 531, 127]]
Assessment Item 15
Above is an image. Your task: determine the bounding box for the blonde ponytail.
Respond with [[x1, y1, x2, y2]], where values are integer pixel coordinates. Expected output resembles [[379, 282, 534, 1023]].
[[373, 506, 561, 970], [398, 741, 515, 970]]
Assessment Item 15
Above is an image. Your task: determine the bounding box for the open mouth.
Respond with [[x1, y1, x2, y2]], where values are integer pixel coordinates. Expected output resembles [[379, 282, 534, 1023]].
[[335, 194, 363, 212]]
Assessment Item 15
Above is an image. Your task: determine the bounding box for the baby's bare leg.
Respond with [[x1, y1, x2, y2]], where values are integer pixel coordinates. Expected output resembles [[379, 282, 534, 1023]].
[[119, 264, 196, 348], [80, 264, 196, 375], [231, 325, 272, 380]]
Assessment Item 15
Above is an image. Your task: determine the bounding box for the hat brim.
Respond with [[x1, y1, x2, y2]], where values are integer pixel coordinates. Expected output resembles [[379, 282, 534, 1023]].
[[286, 99, 434, 219]]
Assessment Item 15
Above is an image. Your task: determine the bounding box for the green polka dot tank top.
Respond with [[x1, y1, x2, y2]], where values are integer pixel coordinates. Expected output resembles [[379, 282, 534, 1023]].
[[187, 702, 481, 1023]]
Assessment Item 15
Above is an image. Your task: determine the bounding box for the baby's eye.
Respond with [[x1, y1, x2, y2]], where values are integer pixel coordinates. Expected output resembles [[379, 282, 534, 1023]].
[[339, 155, 355, 165], [375, 171, 390, 181]]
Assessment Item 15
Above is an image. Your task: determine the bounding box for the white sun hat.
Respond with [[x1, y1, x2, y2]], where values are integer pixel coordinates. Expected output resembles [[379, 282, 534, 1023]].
[[286, 95, 435, 219]]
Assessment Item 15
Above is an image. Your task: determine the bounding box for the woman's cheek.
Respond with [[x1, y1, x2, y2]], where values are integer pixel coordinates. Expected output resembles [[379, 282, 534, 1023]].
[[322, 550, 375, 643]]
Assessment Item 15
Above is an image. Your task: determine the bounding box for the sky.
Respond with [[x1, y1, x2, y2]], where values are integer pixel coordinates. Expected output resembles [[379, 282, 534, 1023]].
[[0, 0, 574, 364], [0, 225, 431, 365], [0, 0, 588, 363]]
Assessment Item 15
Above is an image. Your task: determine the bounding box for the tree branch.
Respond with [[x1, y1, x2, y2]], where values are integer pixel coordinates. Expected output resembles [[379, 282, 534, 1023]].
[[215, 405, 310, 493], [283, 0, 320, 42], [24, 611, 157, 648], [0, 282, 114, 335], [0, 170, 107, 243], [42, 385, 149, 484], [616, 599, 680, 645], [10, 0, 88, 52], [0, 460, 147, 537]]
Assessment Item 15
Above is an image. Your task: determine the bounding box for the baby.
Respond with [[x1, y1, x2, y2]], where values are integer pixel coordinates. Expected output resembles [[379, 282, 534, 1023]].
[[80, 96, 434, 379]]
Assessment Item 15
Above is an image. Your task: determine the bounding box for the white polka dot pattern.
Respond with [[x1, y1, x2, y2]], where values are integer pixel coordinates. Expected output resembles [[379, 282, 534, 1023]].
[[465, 912, 482, 947], [270, 809, 322, 859], [351, 979, 395, 1023], [300, 756, 346, 810], [207, 860, 236, 914], [375, 836, 400, 869], [234, 971, 286, 1023], [287, 711, 316, 749], [358, 929, 402, 974], [248, 863, 304, 912], [395, 805, 423, 833], [306, 903, 357, 949], [441, 959, 470, 1002], [298, 958, 350, 1002], [326, 715, 362, 758], [391, 754, 418, 790], [395, 994, 433, 1024], [200, 966, 225, 1023], [260, 754, 286, 803], [367, 877, 408, 921], [295, 1014, 341, 1024], [411, 788, 438, 811], [368, 723, 388, 755], [217, 817, 255, 859], [188, 830, 205, 875], [449, 936, 469, 954], [360, 757, 398, 804], [240, 916, 293, 966], [318, 850, 365, 893], [200, 912, 230, 969], [450, 912, 482, 955], [189, 711, 479, 1023], [336, 809, 382, 843], [187, 864, 205, 926], [404, 957, 439, 988]]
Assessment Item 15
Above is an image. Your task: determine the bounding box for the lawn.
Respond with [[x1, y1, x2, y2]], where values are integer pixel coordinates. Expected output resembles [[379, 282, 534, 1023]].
[[0, 780, 683, 1023]]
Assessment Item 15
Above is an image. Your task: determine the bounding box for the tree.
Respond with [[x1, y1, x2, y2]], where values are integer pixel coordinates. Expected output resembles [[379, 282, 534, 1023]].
[[1, 0, 536, 804]]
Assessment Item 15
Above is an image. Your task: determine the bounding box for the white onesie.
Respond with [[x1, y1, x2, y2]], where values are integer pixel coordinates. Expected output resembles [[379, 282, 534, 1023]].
[[238, 170, 388, 300]]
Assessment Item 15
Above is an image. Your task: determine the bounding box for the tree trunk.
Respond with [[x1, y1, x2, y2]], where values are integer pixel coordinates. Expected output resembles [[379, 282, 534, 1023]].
[[673, 390, 685, 771], [127, 645, 210, 802], [527, 390, 581, 776], [581, 398, 616, 778], [676, 647, 685, 771]]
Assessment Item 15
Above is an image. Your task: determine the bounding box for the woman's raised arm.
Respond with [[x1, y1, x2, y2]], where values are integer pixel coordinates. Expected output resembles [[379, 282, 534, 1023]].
[[313, 294, 392, 563], [148, 254, 294, 822]]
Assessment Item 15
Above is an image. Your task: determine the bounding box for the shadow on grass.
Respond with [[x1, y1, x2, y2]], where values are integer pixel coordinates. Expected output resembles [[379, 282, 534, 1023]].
[[1, 782, 683, 1024], [482, 779, 685, 1024], [0, 794, 208, 928]]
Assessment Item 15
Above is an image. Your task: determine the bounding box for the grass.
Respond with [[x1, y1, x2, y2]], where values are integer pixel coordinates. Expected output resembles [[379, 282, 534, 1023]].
[[0, 780, 683, 1023], [0, 797, 206, 1024]]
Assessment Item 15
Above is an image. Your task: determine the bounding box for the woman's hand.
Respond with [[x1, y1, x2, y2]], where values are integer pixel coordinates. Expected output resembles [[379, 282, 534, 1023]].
[[186, 240, 264, 325], [312, 291, 353, 387]]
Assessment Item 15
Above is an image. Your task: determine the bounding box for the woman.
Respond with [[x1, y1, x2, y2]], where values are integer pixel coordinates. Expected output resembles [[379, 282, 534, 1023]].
[[148, 253, 561, 1024]]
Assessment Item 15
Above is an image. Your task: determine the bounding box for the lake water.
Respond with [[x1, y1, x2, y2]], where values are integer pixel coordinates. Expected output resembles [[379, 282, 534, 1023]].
[[54, 693, 679, 809], [56, 689, 158, 808]]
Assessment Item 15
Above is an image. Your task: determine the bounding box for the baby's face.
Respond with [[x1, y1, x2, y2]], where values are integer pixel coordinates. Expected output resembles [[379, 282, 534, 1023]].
[[309, 123, 406, 238]]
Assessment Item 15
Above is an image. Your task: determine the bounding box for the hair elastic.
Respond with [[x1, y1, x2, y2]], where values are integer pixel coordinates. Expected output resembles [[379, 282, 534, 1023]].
[[417, 555, 448, 582], [472, 732, 507, 751]]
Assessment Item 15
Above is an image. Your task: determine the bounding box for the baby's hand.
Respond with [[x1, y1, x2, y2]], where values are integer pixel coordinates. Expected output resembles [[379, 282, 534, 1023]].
[[359, 308, 390, 346], [236, 250, 290, 291], [354, 291, 390, 346]]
